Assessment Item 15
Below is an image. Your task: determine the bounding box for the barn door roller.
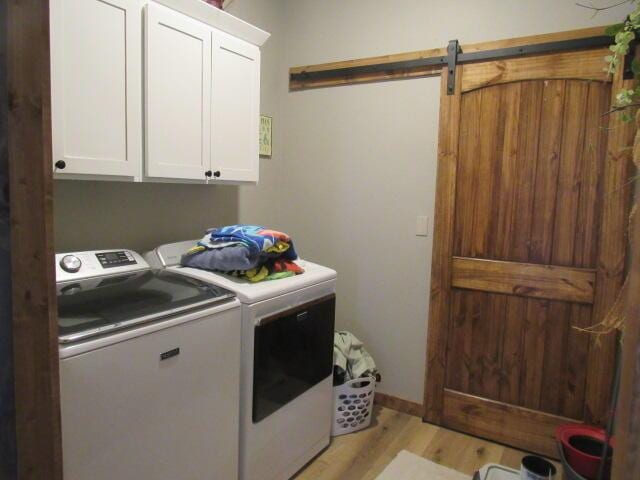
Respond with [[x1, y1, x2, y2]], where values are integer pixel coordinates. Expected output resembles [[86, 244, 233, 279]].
[[446, 40, 460, 95]]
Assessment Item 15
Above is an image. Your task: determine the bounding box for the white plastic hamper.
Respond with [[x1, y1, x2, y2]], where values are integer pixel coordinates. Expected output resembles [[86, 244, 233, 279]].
[[331, 376, 376, 436]]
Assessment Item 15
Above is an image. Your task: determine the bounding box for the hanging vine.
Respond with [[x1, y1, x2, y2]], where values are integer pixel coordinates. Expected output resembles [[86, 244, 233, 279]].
[[585, 1, 640, 119]]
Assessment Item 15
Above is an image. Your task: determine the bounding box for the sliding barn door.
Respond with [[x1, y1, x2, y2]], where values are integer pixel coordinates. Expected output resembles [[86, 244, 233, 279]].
[[424, 47, 634, 457]]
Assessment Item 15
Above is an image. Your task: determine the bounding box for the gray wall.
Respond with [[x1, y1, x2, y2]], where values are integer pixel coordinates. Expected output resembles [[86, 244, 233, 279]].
[[228, 0, 631, 404], [0, 0, 16, 475], [54, 181, 238, 253], [226, 0, 288, 229]]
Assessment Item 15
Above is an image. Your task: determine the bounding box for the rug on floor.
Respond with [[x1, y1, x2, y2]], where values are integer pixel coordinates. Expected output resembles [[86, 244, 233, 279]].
[[375, 450, 470, 480]]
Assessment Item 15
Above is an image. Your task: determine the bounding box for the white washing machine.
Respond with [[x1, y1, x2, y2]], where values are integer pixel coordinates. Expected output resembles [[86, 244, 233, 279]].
[[145, 240, 337, 480], [56, 249, 242, 480]]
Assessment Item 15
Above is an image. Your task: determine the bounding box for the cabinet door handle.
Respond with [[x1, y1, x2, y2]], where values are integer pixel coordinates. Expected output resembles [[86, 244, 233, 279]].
[[54, 160, 66, 171], [213, 170, 221, 178], [205, 170, 212, 178]]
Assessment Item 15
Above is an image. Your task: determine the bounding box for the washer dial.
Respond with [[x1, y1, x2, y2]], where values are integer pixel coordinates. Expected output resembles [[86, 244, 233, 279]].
[[60, 255, 82, 273]]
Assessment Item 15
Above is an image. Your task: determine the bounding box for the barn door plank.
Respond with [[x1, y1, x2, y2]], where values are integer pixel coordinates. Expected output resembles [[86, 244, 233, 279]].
[[540, 80, 589, 416], [498, 82, 544, 406], [423, 67, 463, 423], [529, 80, 566, 265], [563, 82, 610, 420], [585, 67, 636, 425]]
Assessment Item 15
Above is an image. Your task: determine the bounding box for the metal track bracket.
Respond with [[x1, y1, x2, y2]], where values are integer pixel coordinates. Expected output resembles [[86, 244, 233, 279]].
[[446, 40, 460, 95]]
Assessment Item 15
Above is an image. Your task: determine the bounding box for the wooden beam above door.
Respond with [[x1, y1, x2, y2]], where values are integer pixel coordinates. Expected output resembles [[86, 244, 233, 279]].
[[289, 26, 611, 91]]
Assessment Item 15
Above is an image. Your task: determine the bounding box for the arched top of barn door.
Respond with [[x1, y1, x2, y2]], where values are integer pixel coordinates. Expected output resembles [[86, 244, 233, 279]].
[[459, 47, 611, 93]]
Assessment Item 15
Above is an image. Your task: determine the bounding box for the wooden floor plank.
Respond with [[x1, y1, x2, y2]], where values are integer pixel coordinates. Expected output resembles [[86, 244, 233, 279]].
[[294, 406, 561, 479]]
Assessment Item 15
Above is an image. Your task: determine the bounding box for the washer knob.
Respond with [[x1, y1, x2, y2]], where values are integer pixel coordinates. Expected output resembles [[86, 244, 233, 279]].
[[60, 255, 82, 273]]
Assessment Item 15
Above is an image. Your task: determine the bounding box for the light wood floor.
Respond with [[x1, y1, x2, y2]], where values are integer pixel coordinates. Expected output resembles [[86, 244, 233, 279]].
[[294, 406, 562, 480]]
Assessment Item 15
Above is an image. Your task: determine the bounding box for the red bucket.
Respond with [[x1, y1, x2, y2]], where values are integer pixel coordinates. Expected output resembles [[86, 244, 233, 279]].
[[556, 424, 613, 480]]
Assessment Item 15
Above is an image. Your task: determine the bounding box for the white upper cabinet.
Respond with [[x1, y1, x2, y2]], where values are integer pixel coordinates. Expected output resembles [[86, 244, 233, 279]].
[[145, 3, 212, 181], [50, 0, 269, 184], [50, 0, 142, 178], [211, 32, 260, 183]]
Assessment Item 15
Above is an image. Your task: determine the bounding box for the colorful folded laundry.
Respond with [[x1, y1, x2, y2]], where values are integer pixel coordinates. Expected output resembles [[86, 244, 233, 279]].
[[181, 225, 304, 282], [204, 225, 298, 261]]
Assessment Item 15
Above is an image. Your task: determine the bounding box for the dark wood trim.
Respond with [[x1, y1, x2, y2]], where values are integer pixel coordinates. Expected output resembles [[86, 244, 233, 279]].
[[612, 202, 640, 477], [422, 67, 461, 424], [584, 64, 636, 426], [442, 389, 577, 459], [289, 26, 609, 91], [8, 0, 63, 478], [374, 392, 422, 418], [451, 257, 596, 304], [0, 0, 15, 476]]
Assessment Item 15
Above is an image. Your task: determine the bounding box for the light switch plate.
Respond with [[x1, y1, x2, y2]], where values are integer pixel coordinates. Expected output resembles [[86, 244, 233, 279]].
[[416, 216, 429, 237]]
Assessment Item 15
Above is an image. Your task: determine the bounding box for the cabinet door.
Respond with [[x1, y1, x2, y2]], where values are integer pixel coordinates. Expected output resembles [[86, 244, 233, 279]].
[[50, 0, 142, 178], [145, 3, 212, 181], [211, 32, 260, 183]]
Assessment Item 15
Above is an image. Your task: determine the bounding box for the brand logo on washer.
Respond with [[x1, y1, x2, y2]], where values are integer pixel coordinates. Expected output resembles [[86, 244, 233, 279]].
[[160, 348, 180, 360]]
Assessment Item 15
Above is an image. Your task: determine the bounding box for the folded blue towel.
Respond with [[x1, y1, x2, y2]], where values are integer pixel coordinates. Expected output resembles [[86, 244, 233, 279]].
[[181, 244, 282, 272]]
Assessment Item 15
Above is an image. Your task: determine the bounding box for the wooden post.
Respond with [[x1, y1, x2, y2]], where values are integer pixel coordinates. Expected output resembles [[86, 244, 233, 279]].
[[7, 0, 63, 478], [612, 113, 640, 480]]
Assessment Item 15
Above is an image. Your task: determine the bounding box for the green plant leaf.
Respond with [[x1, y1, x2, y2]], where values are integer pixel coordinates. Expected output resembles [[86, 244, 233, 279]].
[[615, 30, 635, 45]]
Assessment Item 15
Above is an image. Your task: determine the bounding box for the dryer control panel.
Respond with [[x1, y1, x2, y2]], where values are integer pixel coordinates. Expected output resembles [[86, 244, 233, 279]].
[[56, 249, 149, 283]]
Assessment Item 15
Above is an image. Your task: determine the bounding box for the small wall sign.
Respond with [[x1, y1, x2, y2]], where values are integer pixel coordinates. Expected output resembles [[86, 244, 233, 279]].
[[259, 115, 272, 157]]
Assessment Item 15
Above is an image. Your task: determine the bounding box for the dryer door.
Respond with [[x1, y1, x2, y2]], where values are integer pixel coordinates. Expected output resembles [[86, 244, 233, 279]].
[[253, 294, 335, 423]]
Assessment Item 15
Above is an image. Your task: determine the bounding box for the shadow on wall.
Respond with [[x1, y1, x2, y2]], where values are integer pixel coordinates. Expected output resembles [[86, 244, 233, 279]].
[[0, 0, 17, 476], [53, 180, 241, 254]]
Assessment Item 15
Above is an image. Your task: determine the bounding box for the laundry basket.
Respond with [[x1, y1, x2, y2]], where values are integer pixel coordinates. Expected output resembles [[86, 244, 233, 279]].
[[332, 376, 376, 436]]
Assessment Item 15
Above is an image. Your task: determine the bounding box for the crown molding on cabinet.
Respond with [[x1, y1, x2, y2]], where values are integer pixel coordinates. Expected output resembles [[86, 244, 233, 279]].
[[153, 0, 270, 46]]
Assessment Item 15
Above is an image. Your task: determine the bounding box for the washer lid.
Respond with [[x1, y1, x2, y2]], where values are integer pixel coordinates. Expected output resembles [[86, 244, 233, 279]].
[[57, 269, 235, 343]]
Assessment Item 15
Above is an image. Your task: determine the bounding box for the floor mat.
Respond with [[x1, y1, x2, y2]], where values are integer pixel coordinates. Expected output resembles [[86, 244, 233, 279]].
[[375, 450, 470, 480]]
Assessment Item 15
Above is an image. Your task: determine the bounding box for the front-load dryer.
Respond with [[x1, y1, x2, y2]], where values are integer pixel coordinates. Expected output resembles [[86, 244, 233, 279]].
[[145, 240, 337, 480]]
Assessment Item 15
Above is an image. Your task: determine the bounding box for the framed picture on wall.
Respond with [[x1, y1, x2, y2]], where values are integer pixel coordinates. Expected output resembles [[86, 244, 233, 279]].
[[259, 115, 272, 157]]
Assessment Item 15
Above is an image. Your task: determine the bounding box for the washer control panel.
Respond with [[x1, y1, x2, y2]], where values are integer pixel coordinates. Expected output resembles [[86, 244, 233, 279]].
[[95, 250, 137, 268], [56, 249, 148, 283]]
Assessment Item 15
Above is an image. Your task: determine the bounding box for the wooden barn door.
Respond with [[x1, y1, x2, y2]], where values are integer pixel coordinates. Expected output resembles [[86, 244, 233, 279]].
[[424, 47, 634, 457]]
